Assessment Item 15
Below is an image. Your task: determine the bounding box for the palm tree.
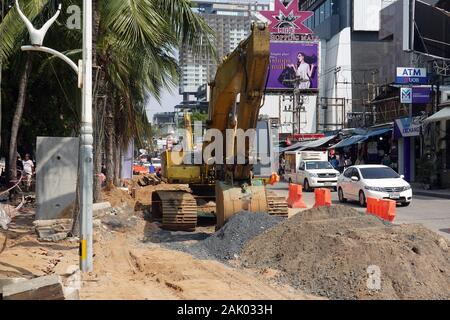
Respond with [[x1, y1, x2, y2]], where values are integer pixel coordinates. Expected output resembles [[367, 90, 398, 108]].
[[91, 0, 214, 198], [0, 0, 55, 181]]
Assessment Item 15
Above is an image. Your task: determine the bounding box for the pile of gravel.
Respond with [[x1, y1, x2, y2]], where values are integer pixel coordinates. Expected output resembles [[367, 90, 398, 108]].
[[189, 212, 284, 261], [240, 205, 450, 300], [146, 212, 284, 262]]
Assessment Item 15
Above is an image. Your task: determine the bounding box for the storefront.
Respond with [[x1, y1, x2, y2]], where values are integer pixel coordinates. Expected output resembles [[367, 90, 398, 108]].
[[393, 117, 423, 183]]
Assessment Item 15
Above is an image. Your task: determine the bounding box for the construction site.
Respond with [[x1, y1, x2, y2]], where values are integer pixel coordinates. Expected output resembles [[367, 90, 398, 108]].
[[1, 1, 450, 303], [1, 177, 450, 300]]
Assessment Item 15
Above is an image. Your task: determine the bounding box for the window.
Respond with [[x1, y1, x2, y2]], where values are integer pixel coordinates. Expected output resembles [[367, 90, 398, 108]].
[[319, 3, 325, 24], [299, 162, 305, 171], [305, 161, 334, 170], [343, 168, 354, 178], [314, 9, 320, 27], [324, 0, 331, 19], [359, 167, 400, 180]]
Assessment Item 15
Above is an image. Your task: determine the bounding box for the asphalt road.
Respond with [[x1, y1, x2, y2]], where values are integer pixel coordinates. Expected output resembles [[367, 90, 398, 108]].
[[268, 182, 450, 240]]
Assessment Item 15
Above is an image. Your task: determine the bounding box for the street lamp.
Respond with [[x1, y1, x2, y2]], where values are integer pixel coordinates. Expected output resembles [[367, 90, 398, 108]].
[[16, 0, 93, 272]]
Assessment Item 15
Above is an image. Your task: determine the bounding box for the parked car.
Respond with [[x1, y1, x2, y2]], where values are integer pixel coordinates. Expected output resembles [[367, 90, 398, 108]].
[[337, 165, 412, 207], [283, 151, 340, 191]]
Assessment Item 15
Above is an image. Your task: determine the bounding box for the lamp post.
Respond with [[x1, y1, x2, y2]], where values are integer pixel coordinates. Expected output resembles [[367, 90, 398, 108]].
[[16, 0, 93, 272], [79, 0, 93, 272]]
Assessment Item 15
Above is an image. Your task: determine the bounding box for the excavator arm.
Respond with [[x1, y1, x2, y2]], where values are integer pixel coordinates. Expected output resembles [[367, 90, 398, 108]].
[[205, 23, 287, 228], [207, 22, 270, 181]]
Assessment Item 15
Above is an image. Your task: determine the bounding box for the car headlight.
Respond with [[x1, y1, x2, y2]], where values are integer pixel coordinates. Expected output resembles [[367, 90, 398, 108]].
[[364, 186, 384, 192], [309, 173, 318, 178], [403, 185, 411, 191]]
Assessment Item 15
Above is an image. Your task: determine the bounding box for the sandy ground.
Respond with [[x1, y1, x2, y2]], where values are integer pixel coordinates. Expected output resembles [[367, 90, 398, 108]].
[[0, 186, 317, 300]]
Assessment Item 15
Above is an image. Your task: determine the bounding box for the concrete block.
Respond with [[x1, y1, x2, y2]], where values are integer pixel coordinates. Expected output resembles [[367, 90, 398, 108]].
[[93, 202, 112, 212], [2, 275, 65, 300], [36, 137, 79, 220], [63, 288, 79, 300], [0, 278, 27, 298]]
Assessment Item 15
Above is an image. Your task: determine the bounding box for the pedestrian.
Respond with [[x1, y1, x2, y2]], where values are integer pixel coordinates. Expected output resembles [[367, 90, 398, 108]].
[[22, 154, 34, 192], [330, 155, 339, 170], [382, 154, 392, 167], [337, 154, 345, 173], [16, 155, 23, 172], [344, 155, 352, 169]]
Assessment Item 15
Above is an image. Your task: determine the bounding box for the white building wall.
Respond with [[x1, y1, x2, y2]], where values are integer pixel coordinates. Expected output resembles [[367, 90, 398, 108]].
[[319, 27, 353, 131]]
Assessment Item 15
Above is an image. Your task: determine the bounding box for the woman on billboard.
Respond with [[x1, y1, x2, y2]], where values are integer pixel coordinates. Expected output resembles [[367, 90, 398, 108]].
[[289, 52, 316, 89]]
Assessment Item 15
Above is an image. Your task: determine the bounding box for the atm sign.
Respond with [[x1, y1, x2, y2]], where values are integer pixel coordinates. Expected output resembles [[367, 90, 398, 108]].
[[396, 68, 428, 85]]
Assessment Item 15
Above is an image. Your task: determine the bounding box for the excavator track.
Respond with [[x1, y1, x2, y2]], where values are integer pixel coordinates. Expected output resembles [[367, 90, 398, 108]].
[[152, 191, 198, 232], [266, 190, 289, 217]]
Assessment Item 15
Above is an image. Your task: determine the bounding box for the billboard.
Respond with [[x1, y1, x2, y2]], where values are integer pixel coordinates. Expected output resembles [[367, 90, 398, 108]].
[[267, 42, 319, 91]]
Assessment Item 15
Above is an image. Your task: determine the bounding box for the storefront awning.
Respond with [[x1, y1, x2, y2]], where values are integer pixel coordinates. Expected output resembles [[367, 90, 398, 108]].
[[329, 128, 392, 149], [298, 135, 337, 150], [280, 141, 310, 152], [424, 107, 450, 123], [328, 135, 366, 149]]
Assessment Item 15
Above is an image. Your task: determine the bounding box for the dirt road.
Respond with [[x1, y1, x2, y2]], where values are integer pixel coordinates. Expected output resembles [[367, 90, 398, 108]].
[[0, 189, 316, 300]]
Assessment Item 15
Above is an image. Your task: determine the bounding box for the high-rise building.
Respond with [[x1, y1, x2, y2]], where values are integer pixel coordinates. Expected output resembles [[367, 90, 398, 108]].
[[179, 0, 270, 99]]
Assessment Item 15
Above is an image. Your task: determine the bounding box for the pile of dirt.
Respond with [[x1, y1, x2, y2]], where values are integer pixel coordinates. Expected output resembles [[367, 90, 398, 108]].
[[101, 187, 135, 208], [240, 205, 450, 300], [151, 212, 285, 262]]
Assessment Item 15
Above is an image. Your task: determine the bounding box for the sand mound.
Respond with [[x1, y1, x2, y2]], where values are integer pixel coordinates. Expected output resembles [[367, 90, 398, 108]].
[[240, 206, 450, 300]]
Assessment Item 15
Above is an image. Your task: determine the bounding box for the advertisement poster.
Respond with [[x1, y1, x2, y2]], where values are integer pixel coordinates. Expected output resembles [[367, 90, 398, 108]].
[[267, 42, 319, 91]]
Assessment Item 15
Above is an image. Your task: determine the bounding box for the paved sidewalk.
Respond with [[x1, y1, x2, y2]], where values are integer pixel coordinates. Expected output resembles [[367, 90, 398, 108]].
[[412, 188, 450, 200]]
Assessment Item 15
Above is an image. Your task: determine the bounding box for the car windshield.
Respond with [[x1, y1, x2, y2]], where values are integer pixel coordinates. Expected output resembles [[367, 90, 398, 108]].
[[305, 161, 333, 170], [152, 159, 161, 164], [360, 167, 400, 179]]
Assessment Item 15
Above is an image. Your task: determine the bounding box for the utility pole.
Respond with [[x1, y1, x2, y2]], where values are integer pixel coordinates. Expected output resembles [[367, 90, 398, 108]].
[[80, 0, 94, 272], [15, 0, 93, 271]]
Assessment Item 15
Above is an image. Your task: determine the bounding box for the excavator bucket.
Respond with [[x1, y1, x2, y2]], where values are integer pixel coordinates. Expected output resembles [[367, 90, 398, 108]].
[[215, 181, 268, 229]]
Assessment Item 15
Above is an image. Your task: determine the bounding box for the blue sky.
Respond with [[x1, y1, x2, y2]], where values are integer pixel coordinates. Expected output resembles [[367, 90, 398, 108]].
[[145, 86, 181, 123]]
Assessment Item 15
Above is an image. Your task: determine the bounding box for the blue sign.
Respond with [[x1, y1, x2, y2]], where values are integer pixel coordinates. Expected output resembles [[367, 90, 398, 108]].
[[396, 67, 428, 85], [394, 117, 422, 138], [400, 88, 412, 103], [400, 86, 432, 104]]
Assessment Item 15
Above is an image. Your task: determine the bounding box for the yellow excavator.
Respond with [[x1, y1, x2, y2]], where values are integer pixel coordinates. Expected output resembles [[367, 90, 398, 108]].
[[153, 22, 287, 231]]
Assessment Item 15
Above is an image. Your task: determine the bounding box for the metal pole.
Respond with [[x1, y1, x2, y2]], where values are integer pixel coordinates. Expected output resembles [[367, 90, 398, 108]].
[[80, 0, 93, 272]]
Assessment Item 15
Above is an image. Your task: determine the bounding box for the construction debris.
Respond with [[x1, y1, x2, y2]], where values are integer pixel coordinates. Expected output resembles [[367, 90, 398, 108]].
[[137, 174, 161, 187], [0, 205, 11, 230], [33, 219, 72, 242], [2, 274, 65, 300], [240, 206, 450, 300]]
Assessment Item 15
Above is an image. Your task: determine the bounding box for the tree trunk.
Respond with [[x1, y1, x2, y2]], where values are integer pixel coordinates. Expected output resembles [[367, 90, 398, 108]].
[[114, 138, 122, 187], [93, 92, 105, 202], [105, 92, 114, 190], [92, 0, 103, 202], [7, 55, 32, 183]]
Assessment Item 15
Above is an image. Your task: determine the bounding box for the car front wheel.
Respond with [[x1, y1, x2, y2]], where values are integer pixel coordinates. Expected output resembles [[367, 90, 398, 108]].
[[359, 190, 366, 207], [304, 179, 310, 192], [338, 187, 347, 203]]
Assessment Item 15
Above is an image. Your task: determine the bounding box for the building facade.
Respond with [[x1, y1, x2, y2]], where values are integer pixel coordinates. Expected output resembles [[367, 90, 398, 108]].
[[179, 0, 270, 99]]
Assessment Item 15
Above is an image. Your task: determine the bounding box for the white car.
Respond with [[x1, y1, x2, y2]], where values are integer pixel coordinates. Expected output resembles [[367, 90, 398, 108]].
[[337, 165, 412, 207], [287, 160, 340, 192]]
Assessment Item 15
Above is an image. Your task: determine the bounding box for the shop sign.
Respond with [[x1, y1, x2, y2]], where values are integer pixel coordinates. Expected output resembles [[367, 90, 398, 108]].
[[400, 88, 412, 103], [394, 117, 422, 138], [396, 67, 428, 85], [400, 87, 432, 104]]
